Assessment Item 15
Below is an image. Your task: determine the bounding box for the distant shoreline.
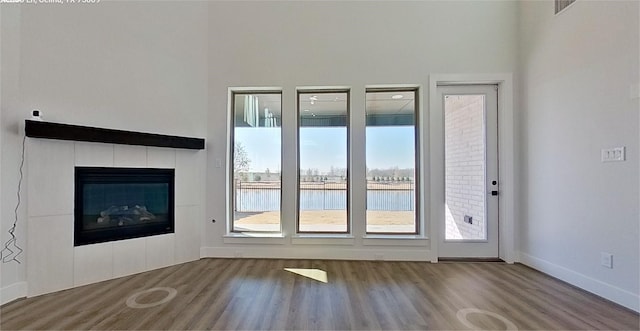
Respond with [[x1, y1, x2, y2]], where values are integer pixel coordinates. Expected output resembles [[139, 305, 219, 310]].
[[235, 181, 415, 190]]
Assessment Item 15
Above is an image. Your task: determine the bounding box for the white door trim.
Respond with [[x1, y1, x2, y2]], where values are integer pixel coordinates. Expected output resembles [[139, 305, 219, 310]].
[[428, 74, 516, 263]]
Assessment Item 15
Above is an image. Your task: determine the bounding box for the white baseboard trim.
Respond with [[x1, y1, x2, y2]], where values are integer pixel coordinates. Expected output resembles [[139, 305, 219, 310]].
[[520, 252, 639, 312], [1, 281, 27, 305], [201, 246, 433, 262]]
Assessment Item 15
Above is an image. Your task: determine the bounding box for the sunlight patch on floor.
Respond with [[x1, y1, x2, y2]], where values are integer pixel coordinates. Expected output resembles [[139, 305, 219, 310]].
[[445, 203, 463, 240], [284, 268, 328, 283]]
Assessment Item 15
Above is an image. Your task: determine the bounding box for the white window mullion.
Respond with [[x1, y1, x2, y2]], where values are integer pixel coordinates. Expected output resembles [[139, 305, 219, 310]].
[[349, 87, 367, 238], [280, 87, 298, 237]]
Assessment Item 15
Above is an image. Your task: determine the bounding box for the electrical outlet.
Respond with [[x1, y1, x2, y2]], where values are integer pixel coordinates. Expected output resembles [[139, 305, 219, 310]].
[[215, 158, 222, 168], [600, 252, 613, 269], [630, 83, 640, 99], [601, 147, 625, 162]]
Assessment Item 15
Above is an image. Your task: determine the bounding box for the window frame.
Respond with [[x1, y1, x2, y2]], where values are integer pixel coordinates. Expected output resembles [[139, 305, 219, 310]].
[[555, 0, 576, 15], [296, 88, 351, 234], [229, 89, 284, 233], [364, 87, 420, 235]]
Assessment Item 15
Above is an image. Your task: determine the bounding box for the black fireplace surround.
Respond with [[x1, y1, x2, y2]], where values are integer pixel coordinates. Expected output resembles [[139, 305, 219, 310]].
[[74, 167, 175, 246]]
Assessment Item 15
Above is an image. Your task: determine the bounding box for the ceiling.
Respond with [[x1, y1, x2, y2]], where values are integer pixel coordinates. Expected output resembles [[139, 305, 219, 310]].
[[365, 91, 415, 115]]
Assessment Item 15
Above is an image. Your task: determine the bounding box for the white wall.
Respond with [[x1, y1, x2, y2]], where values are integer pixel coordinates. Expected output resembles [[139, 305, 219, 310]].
[[205, 1, 518, 258], [1, 4, 28, 304], [1, 1, 208, 303], [17, 2, 208, 135], [519, 0, 639, 311]]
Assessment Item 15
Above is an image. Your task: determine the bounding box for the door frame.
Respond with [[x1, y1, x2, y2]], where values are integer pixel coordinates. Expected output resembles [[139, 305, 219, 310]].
[[428, 74, 516, 263]]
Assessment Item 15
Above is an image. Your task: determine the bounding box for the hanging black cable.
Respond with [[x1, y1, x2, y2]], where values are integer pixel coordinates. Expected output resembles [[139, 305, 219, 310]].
[[1, 134, 25, 264]]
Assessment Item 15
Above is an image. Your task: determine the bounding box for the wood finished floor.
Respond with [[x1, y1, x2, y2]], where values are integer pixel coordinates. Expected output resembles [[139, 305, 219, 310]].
[[1, 259, 638, 330]]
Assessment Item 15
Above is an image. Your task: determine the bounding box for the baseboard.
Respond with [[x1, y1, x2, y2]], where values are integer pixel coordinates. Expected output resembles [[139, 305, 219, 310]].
[[201, 246, 433, 262], [1, 282, 27, 305], [520, 252, 639, 312]]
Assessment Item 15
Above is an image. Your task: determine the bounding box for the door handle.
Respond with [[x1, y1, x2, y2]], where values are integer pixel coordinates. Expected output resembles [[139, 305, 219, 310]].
[[491, 190, 499, 196]]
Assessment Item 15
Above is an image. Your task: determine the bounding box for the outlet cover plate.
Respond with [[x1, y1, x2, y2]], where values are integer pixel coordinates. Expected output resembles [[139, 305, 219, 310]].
[[601, 147, 625, 162], [600, 252, 613, 269]]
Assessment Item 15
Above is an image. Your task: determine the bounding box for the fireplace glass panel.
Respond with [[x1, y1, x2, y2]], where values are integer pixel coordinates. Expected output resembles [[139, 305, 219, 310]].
[[75, 167, 175, 246], [82, 183, 170, 230]]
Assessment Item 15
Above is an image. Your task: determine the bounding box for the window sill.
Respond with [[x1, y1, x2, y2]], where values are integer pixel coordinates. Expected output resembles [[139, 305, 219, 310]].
[[223, 232, 287, 245], [362, 235, 429, 247], [291, 234, 355, 246]]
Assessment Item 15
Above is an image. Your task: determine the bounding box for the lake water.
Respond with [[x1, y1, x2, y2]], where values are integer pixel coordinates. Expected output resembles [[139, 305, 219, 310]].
[[235, 189, 414, 211]]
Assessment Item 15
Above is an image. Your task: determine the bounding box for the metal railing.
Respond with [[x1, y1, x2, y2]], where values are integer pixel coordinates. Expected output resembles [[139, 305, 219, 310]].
[[234, 180, 414, 212]]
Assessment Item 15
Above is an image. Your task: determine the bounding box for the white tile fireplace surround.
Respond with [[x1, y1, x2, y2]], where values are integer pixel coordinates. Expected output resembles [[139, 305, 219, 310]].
[[26, 139, 205, 297]]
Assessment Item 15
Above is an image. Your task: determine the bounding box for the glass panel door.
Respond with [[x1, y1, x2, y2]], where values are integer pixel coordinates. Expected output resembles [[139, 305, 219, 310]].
[[438, 85, 499, 258]]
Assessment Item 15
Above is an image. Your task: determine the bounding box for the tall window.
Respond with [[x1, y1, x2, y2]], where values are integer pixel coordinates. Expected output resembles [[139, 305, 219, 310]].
[[297, 91, 349, 233], [231, 92, 282, 232], [365, 89, 418, 234]]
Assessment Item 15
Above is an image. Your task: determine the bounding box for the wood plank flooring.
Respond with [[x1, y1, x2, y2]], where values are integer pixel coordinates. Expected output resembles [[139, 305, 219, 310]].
[[1, 259, 638, 330]]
